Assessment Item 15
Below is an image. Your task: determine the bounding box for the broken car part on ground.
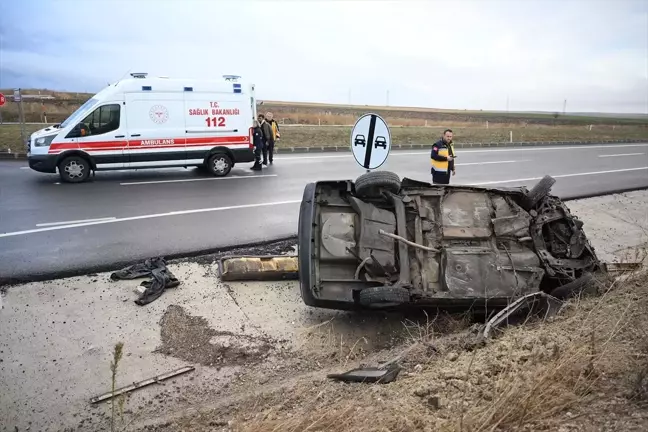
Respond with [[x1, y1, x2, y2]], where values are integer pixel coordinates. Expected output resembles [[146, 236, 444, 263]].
[[90, 366, 195, 404], [218, 255, 299, 281], [110, 257, 180, 305], [298, 171, 602, 311]]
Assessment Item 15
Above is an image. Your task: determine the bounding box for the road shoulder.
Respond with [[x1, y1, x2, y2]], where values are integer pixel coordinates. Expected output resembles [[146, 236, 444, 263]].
[[0, 191, 647, 431]]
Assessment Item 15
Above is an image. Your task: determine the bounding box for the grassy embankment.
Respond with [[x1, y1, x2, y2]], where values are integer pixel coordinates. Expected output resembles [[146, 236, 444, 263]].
[[1, 90, 646, 152]]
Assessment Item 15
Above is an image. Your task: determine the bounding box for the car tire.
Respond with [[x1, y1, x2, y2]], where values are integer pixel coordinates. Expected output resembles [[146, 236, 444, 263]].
[[522, 175, 556, 211], [298, 182, 320, 307], [358, 286, 410, 308], [207, 153, 232, 177], [58, 156, 91, 183], [354, 171, 401, 198], [548, 272, 594, 300]]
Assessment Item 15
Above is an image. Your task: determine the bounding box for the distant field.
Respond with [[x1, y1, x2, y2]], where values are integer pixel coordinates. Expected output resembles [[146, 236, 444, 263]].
[[1, 88, 647, 126], [0, 124, 43, 152], [2, 122, 647, 154], [276, 124, 648, 148], [0, 88, 646, 153], [260, 100, 648, 125]]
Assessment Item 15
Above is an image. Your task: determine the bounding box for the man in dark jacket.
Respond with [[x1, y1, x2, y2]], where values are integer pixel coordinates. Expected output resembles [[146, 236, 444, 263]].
[[250, 120, 264, 171], [430, 129, 456, 184], [257, 114, 275, 165]]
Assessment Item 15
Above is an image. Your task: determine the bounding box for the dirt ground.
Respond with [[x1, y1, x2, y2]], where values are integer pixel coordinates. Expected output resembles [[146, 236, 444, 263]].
[[1, 191, 647, 432]]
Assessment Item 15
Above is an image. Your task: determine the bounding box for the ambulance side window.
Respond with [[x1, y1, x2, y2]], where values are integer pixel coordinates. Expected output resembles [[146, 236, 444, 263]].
[[67, 104, 121, 138]]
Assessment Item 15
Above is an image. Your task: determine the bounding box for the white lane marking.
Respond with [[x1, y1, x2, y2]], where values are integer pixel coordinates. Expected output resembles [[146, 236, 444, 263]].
[[36, 217, 116, 227], [275, 143, 648, 161], [598, 153, 645, 158], [120, 174, 277, 186], [0, 200, 301, 239], [471, 166, 648, 186], [276, 152, 422, 161], [20, 167, 30, 170], [457, 160, 528, 166], [4, 165, 647, 238]]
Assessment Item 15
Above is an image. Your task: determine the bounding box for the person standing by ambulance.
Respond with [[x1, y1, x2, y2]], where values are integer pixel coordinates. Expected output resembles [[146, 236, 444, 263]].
[[250, 120, 264, 171], [265, 111, 280, 164], [430, 129, 456, 184], [257, 114, 275, 166]]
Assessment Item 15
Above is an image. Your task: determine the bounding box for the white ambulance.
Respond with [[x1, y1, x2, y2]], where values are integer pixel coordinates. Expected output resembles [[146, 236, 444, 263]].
[[28, 73, 257, 182]]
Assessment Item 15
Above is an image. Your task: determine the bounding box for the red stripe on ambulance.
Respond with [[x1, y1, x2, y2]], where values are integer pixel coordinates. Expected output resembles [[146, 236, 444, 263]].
[[49, 136, 250, 153]]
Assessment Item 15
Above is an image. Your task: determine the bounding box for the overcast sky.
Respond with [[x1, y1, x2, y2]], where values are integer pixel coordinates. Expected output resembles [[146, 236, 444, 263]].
[[1, 0, 647, 113]]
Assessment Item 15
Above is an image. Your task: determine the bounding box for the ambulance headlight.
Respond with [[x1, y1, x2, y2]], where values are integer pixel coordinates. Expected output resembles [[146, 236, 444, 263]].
[[35, 135, 56, 147]]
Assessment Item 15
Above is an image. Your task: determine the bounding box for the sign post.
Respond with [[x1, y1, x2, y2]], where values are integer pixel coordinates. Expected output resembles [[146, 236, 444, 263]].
[[14, 89, 27, 149], [350, 113, 391, 172], [0, 92, 5, 124]]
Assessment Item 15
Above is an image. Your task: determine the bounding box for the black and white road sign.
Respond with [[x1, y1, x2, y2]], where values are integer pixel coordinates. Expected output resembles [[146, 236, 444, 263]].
[[350, 113, 391, 170]]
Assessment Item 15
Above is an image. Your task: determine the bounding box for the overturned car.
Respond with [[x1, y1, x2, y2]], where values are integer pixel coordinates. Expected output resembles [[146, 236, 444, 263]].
[[297, 171, 601, 311]]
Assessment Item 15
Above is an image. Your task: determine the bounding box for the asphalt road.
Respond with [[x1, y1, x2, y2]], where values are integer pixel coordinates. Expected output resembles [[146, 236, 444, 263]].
[[1, 142, 648, 282]]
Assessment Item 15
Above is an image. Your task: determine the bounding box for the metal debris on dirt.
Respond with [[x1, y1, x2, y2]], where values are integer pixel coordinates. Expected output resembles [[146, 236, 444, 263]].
[[89, 366, 195, 404], [603, 261, 644, 274], [110, 257, 180, 305], [217, 255, 299, 281], [481, 291, 564, 340], [327, 363, 402, 384]]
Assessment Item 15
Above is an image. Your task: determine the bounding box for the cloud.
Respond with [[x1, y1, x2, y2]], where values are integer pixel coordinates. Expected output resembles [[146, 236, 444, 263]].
[[1, 0, 646, 113]]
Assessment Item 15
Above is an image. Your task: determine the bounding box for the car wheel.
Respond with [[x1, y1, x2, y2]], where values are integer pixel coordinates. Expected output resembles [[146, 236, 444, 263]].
[[207, 153, 232, 177], [59, 156, 91, 183], [354, 171, 401, 198], [298, 182, 320, 307], [548, 272, 594, 300], [522, 175, 556, 211], [358, 286, 410, 308]]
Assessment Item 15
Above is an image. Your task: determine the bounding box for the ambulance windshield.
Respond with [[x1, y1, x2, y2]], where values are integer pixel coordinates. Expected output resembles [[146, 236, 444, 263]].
[[60, 97, 101, 128]]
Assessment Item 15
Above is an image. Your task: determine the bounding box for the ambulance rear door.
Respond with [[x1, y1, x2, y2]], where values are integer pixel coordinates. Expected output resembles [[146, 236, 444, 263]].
[[184, 87, 249, 163]]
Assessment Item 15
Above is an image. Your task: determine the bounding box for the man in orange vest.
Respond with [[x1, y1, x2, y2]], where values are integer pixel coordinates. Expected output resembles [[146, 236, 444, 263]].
[[430, 129, 456, 184], [265, 112, 280, 165]]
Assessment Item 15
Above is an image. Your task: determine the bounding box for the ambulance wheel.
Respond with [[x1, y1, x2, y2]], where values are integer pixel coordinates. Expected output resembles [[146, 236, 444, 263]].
[[59, 156, 91, 183], [207, 153, 232, 177]]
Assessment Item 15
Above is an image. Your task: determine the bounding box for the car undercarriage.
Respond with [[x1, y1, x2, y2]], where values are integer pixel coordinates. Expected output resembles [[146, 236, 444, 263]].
[[297, 171, 601, 311]]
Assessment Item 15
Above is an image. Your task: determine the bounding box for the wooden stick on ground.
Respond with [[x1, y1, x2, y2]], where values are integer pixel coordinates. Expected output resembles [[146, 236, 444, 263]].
[[90, 366, 195, 404]]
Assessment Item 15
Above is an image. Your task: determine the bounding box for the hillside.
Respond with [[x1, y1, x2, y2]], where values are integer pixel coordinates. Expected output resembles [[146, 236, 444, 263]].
[[1, 89, 646, 152], [2, 88, 647, 126]]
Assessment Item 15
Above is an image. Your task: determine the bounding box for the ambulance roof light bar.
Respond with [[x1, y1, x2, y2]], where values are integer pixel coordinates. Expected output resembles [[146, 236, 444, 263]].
[[130, 72, 148, 79], [223, 75, 241, 82]]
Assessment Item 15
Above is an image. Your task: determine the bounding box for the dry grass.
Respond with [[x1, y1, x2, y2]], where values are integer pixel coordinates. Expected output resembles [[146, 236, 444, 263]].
[[2, 123, 645, 154], [132, 265, 648, 432], [0, 124, 43, 152], [1, 89, 645, 153], [214, 270, 648, 432], [276, 124, 648, 148]]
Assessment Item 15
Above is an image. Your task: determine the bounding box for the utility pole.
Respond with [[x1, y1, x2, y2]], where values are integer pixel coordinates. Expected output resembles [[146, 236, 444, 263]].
[[15, 88, 26, 149], [563, 99, 567, 115]]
